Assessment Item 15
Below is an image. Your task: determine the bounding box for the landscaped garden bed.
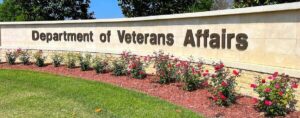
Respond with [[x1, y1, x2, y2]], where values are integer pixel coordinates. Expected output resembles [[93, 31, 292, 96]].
[[0, 63, 298, 117], [0, 49, 299, 117]]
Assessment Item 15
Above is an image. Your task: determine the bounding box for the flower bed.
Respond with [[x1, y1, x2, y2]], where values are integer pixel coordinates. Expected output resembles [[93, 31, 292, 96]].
[[0, 49, 299, 117]]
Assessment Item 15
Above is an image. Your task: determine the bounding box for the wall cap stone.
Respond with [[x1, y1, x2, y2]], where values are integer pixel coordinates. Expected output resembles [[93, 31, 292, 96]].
[[0, 2, 299, 25]]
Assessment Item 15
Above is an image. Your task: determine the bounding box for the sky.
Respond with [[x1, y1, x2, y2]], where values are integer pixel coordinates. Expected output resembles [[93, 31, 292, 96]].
[[90, 0, 124, 19]]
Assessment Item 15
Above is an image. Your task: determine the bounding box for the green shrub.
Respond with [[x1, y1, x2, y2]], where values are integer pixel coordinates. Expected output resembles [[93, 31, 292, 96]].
[[251, 72, 298, 116], [33, 50, 46, 67], [153, 51, 179, 84], [112, 59, 127, 76], [51, 53, 64, 67], [5, 49, 20, 65], [177, 60, 208, 91], [92, 56, 109, 74], [127, 55, 149, 79], [19, 49, 31, 65], [111, 52, 130, 76], [208, 63, 240, 106], [65, 52, 77, 69], [78, 53, 92, 71]]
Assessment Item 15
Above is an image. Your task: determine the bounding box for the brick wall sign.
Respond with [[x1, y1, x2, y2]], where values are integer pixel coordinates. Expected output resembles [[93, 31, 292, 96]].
[[0, 2, 300, 77]]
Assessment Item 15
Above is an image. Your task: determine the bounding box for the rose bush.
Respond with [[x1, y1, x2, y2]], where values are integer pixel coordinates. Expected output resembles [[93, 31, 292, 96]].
[[92, 56, 109, 74], [111, 51, 129, 76], [208, 63, 240, 106], [5, 49, 21, 65], [127, 55, 150, 79], [153, 51, 180, 84], [251, 72, 298, 116], [65, 52, 78, 69], [177, 59, 208, 91], [51, 53, 64, 67], [33, 50, 47, 67], [19, 49, 31, 65], [78, 53, 92, 71]]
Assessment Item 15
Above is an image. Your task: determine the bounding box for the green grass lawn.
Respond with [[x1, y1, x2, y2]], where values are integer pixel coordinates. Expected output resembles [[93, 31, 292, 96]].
[[0, 69, 202, 118]]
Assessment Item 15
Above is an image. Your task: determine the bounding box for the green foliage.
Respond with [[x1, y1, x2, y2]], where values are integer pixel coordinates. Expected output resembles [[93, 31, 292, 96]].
[[233, 0, 300, 8], [112, 53, 128, 76], [5, 49, 20, 65], [0, 0, 94, 21], [33, 50, 46, 67], [188, 0, 214, 12], [112, 59, 127, 76], [177, 59, 208, 91], [153, 51, 180, 84], [251, 72, 298, 116], [127, 55, 150, 79], [118, 0, 213, 17], [51, 53, 64, 67], [78, 53, 92, 71], [0, 0, 25, 21], [92, 56, 109, 74], [19, 49, 30, 65], [208, 63, 240, 106], [65, 52, 77, 69]]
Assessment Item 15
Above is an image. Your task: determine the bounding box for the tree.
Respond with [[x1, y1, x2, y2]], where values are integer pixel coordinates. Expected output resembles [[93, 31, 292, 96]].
[[0, 0, 95, 21], [0, 0, 25, 21], [211, 0, 230, 10], [118, 0, 213, 17], [233, 0, 300, 8]]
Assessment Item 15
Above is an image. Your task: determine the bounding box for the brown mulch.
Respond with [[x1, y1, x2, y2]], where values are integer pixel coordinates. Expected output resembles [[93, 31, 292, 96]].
[[0, 63, 299, 118]]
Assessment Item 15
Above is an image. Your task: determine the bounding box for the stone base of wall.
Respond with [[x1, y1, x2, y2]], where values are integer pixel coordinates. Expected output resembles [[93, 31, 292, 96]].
[[0, 49, 299, 110]]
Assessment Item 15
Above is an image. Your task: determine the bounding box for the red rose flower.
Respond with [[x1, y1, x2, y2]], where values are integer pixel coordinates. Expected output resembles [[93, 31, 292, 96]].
[[168, 63, 172, 68], [220, 94, 227, 100], [192, 67, 196, 73], [273, 72, 278, 78], [214, 65, 220, 71], [275, 83, 280, 89], [262, 79, 266, 83], [233, 70, 239, 76], [130, 63, 136, 69], [292, 83, 298, 88], [264, 100, 272, 106], [139, 71, 145, 75], [264, 88, 271, 93], [218, 92, 227, 100], [220, 63, 224, 68], [252, 98, 258, 104], [202, 72, 208, 77], [218, 92, 223, 96], [211, 74, 216, 78], [175, 62, 181, 67], [213, 96, 218, 101], [268, 76, 274, 80], [278, 91, 284, 96], [250, 84, 257, 88], [221, 81, 228, 87]]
